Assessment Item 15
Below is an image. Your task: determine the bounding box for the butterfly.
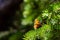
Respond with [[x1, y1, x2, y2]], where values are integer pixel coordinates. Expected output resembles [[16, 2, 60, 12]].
[[34, 19, 41, 29]]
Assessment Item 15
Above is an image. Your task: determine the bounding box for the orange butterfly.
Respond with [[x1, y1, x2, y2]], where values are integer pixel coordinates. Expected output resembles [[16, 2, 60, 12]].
[[34, 19, 41, 29]]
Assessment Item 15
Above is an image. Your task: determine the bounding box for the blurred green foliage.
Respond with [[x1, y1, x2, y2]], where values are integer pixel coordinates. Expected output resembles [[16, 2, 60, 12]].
[[0, 0, 60, 40]]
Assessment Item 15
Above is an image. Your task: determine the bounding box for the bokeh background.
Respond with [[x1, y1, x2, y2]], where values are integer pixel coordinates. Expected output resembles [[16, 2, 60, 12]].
[[0, 0, 60, 40]]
